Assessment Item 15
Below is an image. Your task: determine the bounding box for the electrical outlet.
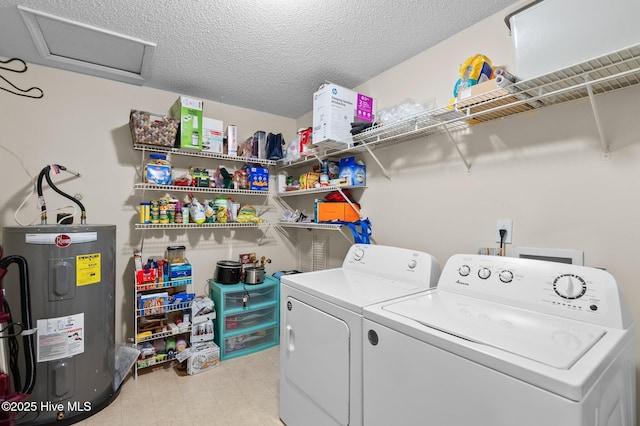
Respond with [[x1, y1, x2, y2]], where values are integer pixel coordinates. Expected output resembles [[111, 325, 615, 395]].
[[496, 220, 512, 244]]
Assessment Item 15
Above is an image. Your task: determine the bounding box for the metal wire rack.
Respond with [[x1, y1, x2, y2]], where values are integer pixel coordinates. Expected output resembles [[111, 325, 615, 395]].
[[276, 222, 343, 230], [279, 43, 640, 172], [134, 222, 268, 230], [134, 183, 269, 195], [275, 185, 365, 197], [133, 143, 277, 166]]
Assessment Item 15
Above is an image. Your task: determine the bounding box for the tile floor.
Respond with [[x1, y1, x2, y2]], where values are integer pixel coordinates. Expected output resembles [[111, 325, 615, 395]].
[[78, 345, 282, 426]]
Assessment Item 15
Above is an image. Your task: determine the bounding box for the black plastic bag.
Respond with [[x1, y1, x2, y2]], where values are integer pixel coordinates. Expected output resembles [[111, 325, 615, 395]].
[[266, 133, 284, 160]]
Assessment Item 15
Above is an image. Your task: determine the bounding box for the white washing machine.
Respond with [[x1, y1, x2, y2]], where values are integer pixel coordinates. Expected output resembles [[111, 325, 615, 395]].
[[279, 244, 441, 426], [363, 254, 636, 426]]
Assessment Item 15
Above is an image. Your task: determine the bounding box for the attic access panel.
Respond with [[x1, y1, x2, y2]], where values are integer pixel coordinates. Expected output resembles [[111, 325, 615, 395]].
[[18, 5, 155, 85]]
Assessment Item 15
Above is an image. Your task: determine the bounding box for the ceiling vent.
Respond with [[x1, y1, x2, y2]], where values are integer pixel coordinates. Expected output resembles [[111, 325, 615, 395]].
[[18, 6, 155, 85]]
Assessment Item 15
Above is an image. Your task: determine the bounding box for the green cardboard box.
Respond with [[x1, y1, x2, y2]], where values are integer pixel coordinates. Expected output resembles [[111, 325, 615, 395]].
[[170, 96, 204, 150]]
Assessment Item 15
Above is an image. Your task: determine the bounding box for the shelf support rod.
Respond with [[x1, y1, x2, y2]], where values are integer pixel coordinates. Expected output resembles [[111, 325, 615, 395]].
[[272, 194, 293, 213], [312, 153, 324, 166], [256, 223, 271, 246], [138, 146, 149, 254], [584, 75, 611, 160], [335, 187, 363, 220], [442, 125, 471, 173], [361, 143, 391, 180], [274, 224, 293, 241], [256, 193, 270, 217]]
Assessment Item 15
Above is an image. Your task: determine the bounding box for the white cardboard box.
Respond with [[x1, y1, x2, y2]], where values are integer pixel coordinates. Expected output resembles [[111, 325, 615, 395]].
[[202, 117, 224, 153], [186, 341, 220, 375], [312, 83, 375, 146]]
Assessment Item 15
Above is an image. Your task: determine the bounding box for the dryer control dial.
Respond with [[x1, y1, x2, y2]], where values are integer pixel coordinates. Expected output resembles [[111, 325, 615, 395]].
[[553, 274, 587, 299], [458, 265, 471, 276], [352, 248, 365, 261], [478, 267, 491, 280], [499, 270, 514, 283], [408, 259, 417, 269]]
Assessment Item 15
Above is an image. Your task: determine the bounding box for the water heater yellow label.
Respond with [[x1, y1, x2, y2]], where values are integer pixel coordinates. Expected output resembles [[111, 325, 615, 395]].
[[76, 253, 101, 286]]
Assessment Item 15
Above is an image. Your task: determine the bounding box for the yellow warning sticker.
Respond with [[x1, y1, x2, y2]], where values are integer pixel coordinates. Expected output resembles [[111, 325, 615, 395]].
[[76, 253, 101, 286]]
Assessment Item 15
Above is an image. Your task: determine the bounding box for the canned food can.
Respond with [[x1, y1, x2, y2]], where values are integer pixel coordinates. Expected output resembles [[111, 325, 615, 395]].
[[139, 202, 151, 223]]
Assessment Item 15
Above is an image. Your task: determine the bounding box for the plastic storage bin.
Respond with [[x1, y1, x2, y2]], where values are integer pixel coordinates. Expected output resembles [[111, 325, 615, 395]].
[[209, 276, 280, 360], [223, 326, 278, 357], [224, 306, 278, 333], [506, 0, 640, 80]]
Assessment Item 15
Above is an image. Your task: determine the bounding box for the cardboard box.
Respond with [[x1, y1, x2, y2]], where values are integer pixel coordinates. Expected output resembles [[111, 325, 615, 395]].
[[169, 263, 192, 279], [338, 156, 366, 186], [312, 83, 375, 146], [138, 292, 168, 317], [170, 96, 203, 150], [225, 125, 238, 156], [456, 79, 534, 123], [202, 117, 224, 153], [186, 342, 220, 375], [249, 166, 269, 191], [315, 201, 360, 223]]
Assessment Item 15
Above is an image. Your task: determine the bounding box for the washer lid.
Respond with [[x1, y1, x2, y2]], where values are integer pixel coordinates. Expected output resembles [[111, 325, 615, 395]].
[[281, 268, 425, 313], [383, 291, 607, 369]]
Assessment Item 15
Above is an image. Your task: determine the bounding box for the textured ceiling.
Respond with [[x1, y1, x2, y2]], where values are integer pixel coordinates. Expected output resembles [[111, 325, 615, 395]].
[[0, 0, 520, 118]]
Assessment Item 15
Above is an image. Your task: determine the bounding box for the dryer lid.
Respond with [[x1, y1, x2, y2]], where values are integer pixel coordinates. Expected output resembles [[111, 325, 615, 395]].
[[383, 291, 607, 369], [282, 268, 425, 313]]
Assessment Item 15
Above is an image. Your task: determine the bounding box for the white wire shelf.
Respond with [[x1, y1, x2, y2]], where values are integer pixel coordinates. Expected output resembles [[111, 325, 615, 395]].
[[275, 185, 365, 197], [135, 278, 192, 292], [136, 354, 179, 369], [134, 222, 267, 230], [276, 222, 343, 230], [134, 183, 269, 195], [133, 143, 277, 166], [136, 326, 192, 344], [277, 43, 640, 171], [136, 301, 192, 318]]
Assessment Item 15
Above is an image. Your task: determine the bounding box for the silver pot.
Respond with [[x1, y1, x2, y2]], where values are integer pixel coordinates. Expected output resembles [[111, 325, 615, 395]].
[[244, 266, 265, 285]]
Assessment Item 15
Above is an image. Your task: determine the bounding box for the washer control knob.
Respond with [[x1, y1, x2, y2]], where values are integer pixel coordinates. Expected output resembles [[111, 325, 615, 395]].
[[458, 265, 471, 276], [553, 274, 587, 299], [408, 259, 417, 269], [353, 248, 365, 261], [478, 267, 491, 280], [499, 270, 514, 283]]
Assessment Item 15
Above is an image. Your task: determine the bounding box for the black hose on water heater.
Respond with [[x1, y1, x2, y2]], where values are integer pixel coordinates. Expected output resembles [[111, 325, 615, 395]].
[[36, 164, 86, 224]]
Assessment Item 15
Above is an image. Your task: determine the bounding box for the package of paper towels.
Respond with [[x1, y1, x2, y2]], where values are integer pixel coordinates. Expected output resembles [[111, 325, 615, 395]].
[[507, 0, 640, 80]]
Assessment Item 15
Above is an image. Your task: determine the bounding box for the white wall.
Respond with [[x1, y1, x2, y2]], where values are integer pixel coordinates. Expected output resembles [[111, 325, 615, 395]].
[[0, 63, 299, 344]]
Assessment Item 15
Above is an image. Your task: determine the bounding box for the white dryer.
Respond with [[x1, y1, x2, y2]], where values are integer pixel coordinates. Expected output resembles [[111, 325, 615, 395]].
[[279, 244, 441, 426], [363, 254, 635, 426]]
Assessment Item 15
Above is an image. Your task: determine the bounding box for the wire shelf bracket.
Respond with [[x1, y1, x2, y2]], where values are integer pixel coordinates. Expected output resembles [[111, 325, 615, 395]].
[[442, 125, 471, 173], [360, 141, 391, 180], [584, 75, 611, 160]]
